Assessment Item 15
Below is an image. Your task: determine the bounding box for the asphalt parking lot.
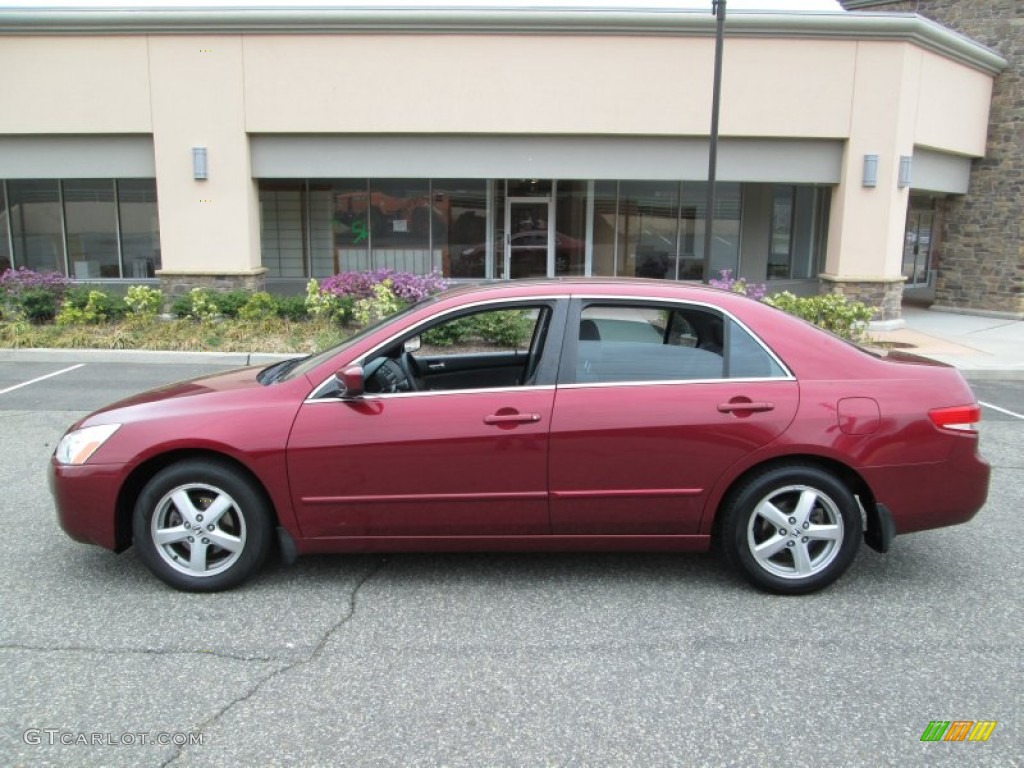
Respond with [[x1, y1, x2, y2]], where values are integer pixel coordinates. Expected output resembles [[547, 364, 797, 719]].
[[1, 360, 1021, 767]]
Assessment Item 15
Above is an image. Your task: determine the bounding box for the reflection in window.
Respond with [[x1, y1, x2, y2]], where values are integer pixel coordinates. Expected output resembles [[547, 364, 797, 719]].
[[555, 181, 587, 277], [118, 179, 161, 278], [685, 182, 741, 280], [260, 180, 306, 278], [575, 303, 784, 384], [64, 180, 118, 278], [617, 181, 679, 279], [368, 179, 433, 273], [437, 180, 487, 279], [768, 185, 795, 279], [9, 180, 63, 274], [0, 184, 11, 272]]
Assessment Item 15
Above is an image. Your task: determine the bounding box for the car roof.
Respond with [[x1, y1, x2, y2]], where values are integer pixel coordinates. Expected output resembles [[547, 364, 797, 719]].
[[438, 277, 737, 302]]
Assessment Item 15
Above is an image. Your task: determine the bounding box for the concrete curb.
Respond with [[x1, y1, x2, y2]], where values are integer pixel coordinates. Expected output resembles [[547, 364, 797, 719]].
[[0, 348, 296, 366]]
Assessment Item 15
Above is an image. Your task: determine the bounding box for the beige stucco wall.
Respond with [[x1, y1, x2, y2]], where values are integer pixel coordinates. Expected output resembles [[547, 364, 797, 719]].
[[0, 28, 998, 281], [0, 36, 152, 133], [147, 36, 262, 275]]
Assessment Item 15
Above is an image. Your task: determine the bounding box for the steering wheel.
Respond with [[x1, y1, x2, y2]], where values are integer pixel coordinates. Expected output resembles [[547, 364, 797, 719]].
[[363, 357, 411, 394], [397, 351, 424, 392]]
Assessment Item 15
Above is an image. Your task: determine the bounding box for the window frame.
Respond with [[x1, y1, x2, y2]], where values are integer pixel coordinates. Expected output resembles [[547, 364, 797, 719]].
[[557, 296, 793, 388], [306, 296, 570, 401]]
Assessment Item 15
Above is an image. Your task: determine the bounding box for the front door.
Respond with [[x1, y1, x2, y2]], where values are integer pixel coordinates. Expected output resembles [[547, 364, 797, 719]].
[[505, 198, 553, 278]]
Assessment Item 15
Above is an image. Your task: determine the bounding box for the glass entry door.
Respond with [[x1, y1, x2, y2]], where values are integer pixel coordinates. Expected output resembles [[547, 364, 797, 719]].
[[505, 198, 554, 279], [903, 207, 935, 286]]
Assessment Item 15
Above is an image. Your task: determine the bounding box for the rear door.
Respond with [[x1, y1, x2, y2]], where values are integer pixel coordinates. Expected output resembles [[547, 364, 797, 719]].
[[548, 299, 799, 535]]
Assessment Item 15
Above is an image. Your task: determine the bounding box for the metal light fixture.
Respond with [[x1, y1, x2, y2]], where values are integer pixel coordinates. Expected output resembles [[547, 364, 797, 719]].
[[192, 147, 208, 181], [862, 154, 878, 188], [898, 155, 913, 188]]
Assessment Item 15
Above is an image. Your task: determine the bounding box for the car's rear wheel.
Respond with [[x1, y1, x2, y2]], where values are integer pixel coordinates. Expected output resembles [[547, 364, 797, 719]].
[[720, 464, 861, 595], [133, 460, 272, 592]]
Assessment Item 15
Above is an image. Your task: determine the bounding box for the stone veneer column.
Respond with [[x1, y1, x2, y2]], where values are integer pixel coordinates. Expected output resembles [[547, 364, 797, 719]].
[[819, 276, 906, 329], [842, 0, 1023, 318]]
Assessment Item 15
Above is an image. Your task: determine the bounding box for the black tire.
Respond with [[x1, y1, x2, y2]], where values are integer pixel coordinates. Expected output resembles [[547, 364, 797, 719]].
[[133, 459, 273, 592], [719, 464, 861, 595]]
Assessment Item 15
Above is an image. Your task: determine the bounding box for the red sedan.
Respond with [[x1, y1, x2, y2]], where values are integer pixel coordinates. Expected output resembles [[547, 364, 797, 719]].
[[50, 280, 990, 594]]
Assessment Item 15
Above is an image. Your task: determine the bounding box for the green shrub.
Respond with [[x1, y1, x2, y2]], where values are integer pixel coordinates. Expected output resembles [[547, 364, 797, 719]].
[[422, 316, 475, 347], [238, 292, 277, 321], [211, 290, 250, 318], [274, 295, 309, 322], [472, 310, 533, 347], [18, 288, 59, 323], [56, 289, 126, 325], [124, 285, 164, 318], [765, 291, 875, 342], [170, 288, 220, 322], [353, 280, 403, 326]]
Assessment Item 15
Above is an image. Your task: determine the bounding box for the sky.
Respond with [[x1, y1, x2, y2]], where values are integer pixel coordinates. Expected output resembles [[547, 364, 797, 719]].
[[0, 1, 847, 11]]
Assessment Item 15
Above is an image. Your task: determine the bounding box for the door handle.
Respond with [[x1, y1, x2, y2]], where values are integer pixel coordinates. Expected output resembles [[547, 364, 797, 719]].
[[717, 401, 775, 413], [484, 412, 541, 425]]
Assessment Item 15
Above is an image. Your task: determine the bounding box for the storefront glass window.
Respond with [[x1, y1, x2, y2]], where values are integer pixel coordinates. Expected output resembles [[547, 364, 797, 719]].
[[64, 180, 118, 278], [555, 180, 587, 277], [0, 184, 11, 273], [117, 179, 161, 278], [259, 180, 306, 278], [9, 180, 64, 274], [618, 181, 680, 279], [367, 179, 432, 273], [436, 179, 487, 279]]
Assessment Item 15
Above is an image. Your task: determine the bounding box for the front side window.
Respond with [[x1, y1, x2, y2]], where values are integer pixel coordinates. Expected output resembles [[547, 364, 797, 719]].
[[357, 303, 554, 395], [573, 303, 784, 384]]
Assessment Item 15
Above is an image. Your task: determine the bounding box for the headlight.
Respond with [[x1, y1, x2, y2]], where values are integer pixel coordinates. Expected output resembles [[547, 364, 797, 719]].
[[55, 424, 121, 465]]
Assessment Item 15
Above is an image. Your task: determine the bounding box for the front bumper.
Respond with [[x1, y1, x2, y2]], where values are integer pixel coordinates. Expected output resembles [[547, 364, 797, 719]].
[[49, 458, 129, 551]]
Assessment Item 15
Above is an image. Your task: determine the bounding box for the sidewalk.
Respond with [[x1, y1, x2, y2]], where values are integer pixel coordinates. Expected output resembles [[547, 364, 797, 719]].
[[870, 305, 1024, 380]]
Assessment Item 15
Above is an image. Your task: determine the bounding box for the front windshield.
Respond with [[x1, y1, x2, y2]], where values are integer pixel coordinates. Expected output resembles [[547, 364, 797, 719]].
[[278, 296, 438, 382]]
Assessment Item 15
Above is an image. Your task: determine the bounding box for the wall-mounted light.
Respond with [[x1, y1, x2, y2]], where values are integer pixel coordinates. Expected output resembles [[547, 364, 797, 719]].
[[898, 155, 913, 188], [192, 147, 208, 181], [862, 154, 878, 188]]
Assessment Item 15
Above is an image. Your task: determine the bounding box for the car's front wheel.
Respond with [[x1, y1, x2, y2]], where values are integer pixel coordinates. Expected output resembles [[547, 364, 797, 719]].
[[133, 459, 272, 592], [720, 464, 861, 595]]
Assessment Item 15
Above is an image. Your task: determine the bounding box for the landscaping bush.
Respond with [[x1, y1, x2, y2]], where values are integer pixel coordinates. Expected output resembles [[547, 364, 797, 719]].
[[124, 285, 164, 318], [709, 269, 767, 301], [273, 295, 309, 322], [55, 288, 127, 325], [319, 268, 449, 303], [18, 288, 59, 323], [764, 291, 875, 343], [169, 288, 220, 322], [0, 267, 70, 321], [211, 290, 251, 318], [353, 281, 402, 326], [238, 292, 277, 321]]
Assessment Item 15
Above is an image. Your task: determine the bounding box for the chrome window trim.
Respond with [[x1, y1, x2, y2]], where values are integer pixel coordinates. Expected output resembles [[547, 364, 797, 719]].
[[304, 384, 556, 405], [306, 294, 565, 400]]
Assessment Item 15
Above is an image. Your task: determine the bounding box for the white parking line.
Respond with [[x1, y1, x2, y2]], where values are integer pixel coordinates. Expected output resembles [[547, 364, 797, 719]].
[[0, 364, 86, 396], [979, 400, 1024, 421]]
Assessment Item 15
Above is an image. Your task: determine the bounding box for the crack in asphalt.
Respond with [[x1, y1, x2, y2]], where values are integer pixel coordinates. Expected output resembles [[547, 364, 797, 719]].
[[160, 557, 388, 768], [0, 644, 278, 663]]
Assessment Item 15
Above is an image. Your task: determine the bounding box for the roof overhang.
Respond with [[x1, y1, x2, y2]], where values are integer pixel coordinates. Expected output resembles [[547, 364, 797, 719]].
[[0, 5, 1007, 75]]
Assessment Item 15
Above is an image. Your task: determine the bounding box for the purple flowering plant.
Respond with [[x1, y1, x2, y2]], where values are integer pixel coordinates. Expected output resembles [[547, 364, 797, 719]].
[[708, 269, 767, 302], [319, 268, 449, 304], [0, 267, 70, 297]]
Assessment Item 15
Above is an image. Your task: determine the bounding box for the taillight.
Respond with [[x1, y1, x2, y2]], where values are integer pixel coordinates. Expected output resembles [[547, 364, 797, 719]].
[[929, 404, 981, 432]]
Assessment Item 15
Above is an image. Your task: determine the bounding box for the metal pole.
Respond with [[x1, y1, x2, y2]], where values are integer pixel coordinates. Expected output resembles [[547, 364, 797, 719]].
[[703, 0, 726, 282]]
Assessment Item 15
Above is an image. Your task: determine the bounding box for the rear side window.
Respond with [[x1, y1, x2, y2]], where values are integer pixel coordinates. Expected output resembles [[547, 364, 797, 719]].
[[573, 304, 785, 384]]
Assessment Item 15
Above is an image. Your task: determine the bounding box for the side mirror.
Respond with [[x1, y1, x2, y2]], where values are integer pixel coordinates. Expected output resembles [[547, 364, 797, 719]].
[[334, 366, 365, 399], [403, 336, 422, 353]]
